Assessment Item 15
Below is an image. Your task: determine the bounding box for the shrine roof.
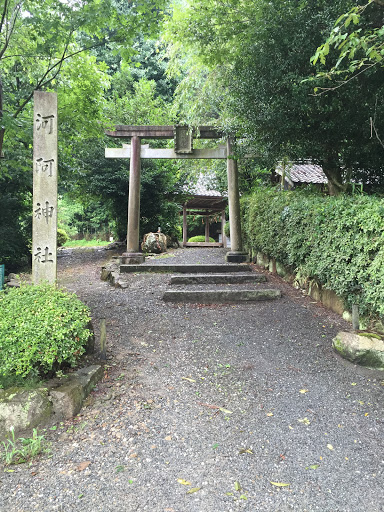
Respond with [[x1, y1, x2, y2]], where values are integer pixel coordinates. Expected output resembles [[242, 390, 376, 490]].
[[276, 161, 328, 184]]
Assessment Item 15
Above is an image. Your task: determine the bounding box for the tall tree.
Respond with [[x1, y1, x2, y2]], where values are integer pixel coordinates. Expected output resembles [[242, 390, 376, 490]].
[[167, 0, 384, 194], [0, 0, 167, 158]]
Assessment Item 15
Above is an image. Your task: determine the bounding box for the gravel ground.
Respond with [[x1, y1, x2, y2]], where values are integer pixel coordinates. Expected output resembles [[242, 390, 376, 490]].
[[1, 247, 383, 512]]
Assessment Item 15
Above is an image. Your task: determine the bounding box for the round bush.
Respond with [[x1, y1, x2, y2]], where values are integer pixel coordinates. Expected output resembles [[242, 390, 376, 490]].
[[0, 284, 92, 378], [57, 228, 69, 247], [187, 235, 215, 243]]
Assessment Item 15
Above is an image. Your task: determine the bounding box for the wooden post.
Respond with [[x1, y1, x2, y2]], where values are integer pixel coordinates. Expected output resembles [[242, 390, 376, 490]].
[[226, 137, 248, 262], [122, 135, 145, 264], [221, 210, 227, 248], [183, 204, 187, 247], [205, 216, 210, 242]]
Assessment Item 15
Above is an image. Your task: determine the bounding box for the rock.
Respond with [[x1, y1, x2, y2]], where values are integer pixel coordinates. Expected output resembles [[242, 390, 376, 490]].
[[333, 331, 384, 369], [141, 232, 167, 254], [0, 365, 104, 437], [50, 381, 84, 419], [0, 388, 52, 439], [50, 365, 104, 420]]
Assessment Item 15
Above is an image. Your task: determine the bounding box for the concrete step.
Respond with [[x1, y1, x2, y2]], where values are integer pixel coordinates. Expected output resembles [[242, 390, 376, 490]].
[[170, 273, 266, 285], [120, 264, 252, 274], [163, 289, 281, 303]]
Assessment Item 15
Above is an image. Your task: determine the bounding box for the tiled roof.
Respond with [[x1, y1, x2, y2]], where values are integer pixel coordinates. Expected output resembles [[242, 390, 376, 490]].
[[276, 162, 328, 184], [185, 173, 225, 197]]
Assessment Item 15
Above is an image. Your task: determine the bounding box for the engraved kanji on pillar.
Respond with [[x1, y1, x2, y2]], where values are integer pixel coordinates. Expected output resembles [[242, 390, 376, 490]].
[[32, 92, 58, 284]]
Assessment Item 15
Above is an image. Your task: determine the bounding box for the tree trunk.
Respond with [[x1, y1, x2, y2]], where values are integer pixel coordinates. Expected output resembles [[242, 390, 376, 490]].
[[321, 154, 345, 196]]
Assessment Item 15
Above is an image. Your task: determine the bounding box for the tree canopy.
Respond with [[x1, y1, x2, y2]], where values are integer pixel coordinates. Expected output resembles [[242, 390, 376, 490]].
[[166, 0, 384, 194]]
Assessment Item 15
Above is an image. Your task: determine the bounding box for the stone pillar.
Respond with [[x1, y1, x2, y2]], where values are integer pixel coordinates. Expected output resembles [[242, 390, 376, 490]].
[[221, 210, 227, 248], [183, 205, 187, 247], [122, 136, 145, 264], [225, 137, 249, 263], [205, 216, 210, 243], [32, 91, 58, 284]]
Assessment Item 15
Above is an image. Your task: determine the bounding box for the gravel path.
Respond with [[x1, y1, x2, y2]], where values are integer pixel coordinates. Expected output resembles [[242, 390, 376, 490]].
[[1, 247, 383, 512]]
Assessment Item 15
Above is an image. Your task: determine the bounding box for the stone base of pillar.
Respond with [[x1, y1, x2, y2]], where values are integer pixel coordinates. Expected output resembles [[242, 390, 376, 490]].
[[225, 251, 250, 263], [121, 252, 145, 265]]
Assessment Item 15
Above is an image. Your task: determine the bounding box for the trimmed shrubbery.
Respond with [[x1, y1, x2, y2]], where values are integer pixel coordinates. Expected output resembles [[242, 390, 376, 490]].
[[0, 284, 91, 380], [242, 189, 384, 320], [188, 235, 216, 243], [57, 229, 69, 247]]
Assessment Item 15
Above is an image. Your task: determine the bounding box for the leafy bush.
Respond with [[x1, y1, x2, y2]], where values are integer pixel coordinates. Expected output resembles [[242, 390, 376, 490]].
[[0, 284, 91, 378], [242, 189, 384, 319], [57, 228, 69, 247], [188, 235, 215, 243]]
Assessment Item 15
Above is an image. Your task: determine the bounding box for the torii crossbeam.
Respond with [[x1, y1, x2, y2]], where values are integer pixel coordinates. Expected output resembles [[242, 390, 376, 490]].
[[105, 125, 249, 264]]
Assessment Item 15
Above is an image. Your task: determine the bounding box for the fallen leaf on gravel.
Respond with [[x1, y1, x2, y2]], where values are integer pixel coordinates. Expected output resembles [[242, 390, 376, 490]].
[[351, 382, 357, 386], [164, 436, 172, 441], [182, 377, 196, 383], [305, 464, 320, 470], [177, 479, 191, 486], [298, 417, 310, 425], [234, 481, 242, 491], [239, 448, 253, 454], [77, 461, 91, 471], [299, 389, 309, 394], [270, 481, 290, 487], [219, 407, 233, 414], [186, 487, 201, 494], [327, 444, 334, 451], [266, 412, 274, 417]]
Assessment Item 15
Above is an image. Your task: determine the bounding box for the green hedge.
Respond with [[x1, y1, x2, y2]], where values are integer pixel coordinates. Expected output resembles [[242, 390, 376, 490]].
[[242, 189, 384, 319], [188, 235, 216, 243], [0, 284, 91, 379]]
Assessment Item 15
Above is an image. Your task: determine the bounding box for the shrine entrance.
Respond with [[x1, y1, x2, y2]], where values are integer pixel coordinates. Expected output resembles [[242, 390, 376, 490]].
[[105, 125, 248, 264]]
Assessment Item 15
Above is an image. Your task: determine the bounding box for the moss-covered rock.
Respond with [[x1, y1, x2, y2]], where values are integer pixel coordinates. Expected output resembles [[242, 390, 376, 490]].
[[0, 388, 52, 439], [333, 331, 384, 369]]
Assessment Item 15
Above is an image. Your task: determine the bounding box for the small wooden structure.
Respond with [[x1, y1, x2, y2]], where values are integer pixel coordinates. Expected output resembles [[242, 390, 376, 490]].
[[182, 175, 227, 247]]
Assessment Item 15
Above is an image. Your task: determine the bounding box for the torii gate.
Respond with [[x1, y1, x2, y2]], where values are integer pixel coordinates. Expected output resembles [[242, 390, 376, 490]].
[[105, 125, 249, 264]]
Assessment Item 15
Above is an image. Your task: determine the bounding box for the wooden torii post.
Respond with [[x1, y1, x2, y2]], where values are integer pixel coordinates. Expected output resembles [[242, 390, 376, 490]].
[[105, 125, 249, 264]]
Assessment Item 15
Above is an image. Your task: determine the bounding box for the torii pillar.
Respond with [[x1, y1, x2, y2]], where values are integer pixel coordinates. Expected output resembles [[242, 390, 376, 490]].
[[121, 135, 145, 264], [225, 137, 249, 263]]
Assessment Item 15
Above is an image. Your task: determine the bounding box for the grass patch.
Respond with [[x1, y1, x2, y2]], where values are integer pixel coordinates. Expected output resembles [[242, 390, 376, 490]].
[[1, 427, 49, 465], [63, 239, 110, 248]]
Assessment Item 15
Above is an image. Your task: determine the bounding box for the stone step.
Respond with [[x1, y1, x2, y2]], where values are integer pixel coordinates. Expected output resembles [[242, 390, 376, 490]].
[[163, 289, 281, 303], [120, 264, 252, 274], [170, 273, 266, 285]]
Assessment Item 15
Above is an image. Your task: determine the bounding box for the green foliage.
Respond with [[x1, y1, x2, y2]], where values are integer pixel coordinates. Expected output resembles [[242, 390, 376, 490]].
[[242, 189, 384, 319], [311, 1, 384, 81], [167, 0, 384, 194], [1, 427, 48, 466], [0, 284, 91, 378], [57, 229, 69, 247], [188, 235, 215, 243]]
